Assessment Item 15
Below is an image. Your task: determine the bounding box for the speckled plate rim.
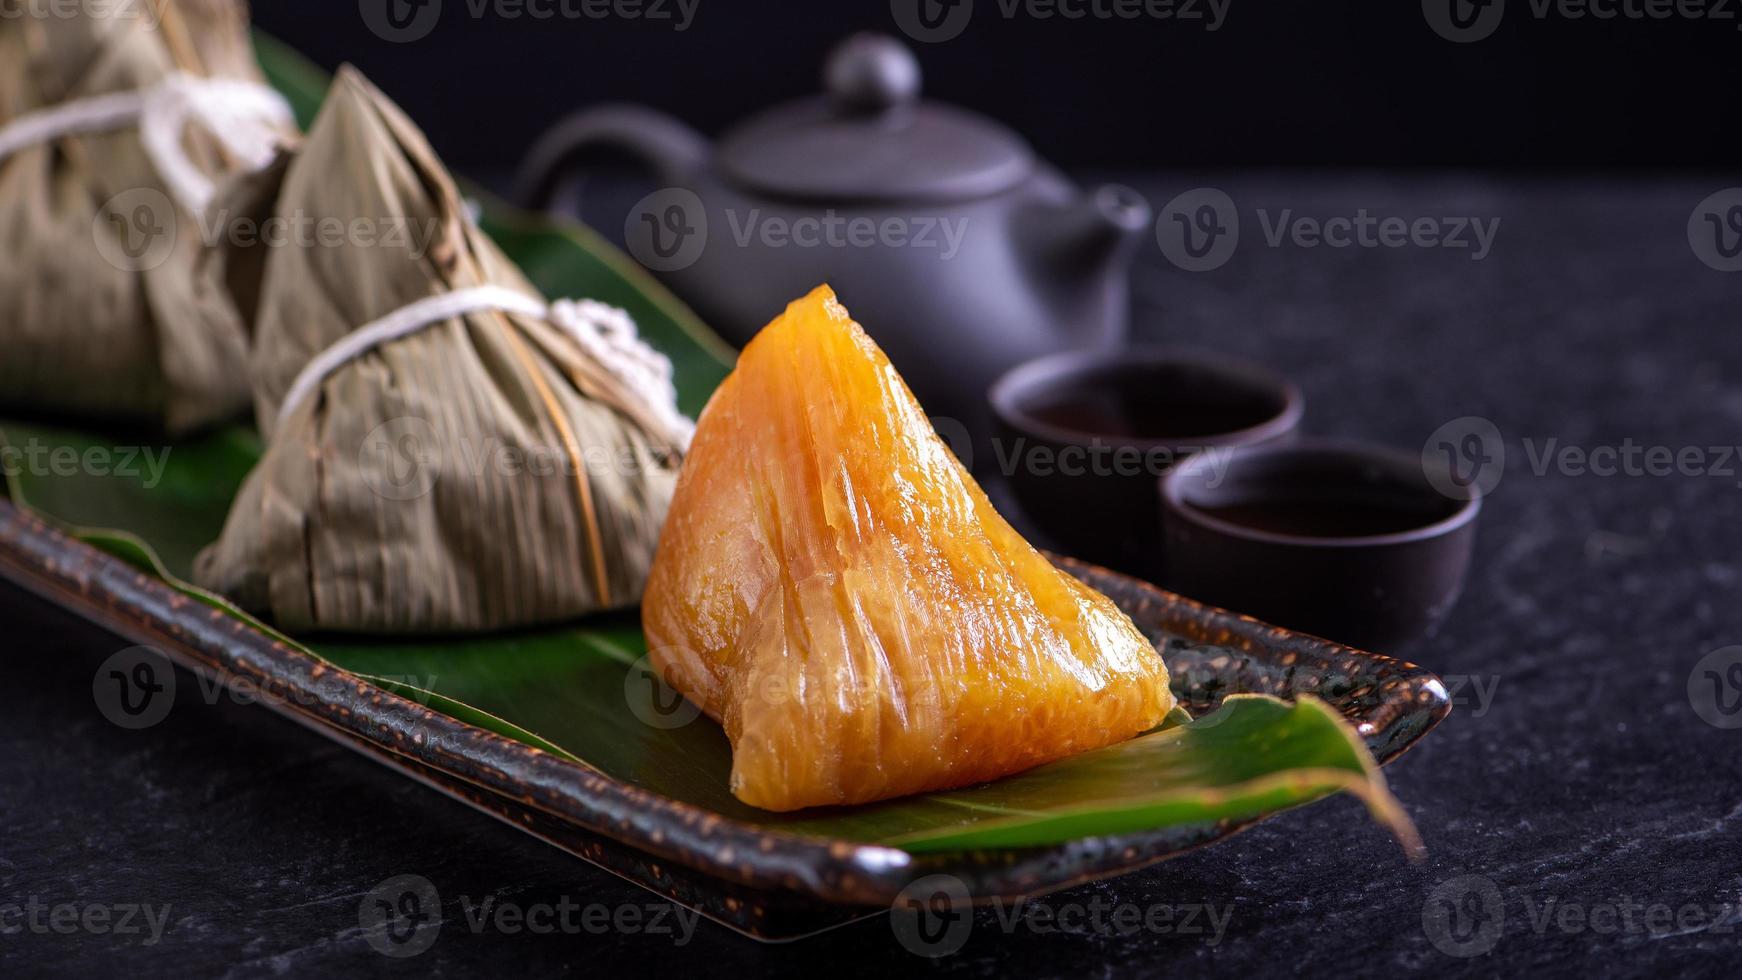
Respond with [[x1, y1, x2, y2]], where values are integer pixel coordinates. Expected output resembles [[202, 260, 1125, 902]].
[[0, 499, 1451, 927]]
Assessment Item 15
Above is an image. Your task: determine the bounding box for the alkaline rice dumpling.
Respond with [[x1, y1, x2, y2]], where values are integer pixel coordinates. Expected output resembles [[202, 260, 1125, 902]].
[[0, 0, 290, 432], [194, 69, 688, 633], [642, 286, 1175, 811]]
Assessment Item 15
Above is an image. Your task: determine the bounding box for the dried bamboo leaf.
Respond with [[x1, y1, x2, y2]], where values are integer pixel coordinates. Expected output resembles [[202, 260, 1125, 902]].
[[194, 69, 685, 633], [0, 0, 281, 432]]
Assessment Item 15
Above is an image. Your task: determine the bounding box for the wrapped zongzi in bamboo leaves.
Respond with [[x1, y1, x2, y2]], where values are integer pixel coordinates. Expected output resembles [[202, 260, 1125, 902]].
[[0, 0, 293, 432], [194, 68, 691, 634]]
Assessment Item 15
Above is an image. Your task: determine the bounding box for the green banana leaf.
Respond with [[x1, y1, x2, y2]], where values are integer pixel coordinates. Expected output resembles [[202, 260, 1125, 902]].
[[0, 36, 1421, 858]]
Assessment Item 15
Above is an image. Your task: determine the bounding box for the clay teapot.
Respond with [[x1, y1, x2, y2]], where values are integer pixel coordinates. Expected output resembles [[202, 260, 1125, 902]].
[[518, 32, 1150, 452]]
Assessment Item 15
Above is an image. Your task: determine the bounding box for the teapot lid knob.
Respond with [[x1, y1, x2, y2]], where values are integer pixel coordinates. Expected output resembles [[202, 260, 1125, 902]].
[[718, 32, 1031, 202], [825, 33, 921, 114]]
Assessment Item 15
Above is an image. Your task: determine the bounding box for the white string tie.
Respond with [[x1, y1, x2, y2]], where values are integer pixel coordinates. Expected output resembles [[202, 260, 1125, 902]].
[[0, 72, 293, 215], [275, 285, 695, 450]]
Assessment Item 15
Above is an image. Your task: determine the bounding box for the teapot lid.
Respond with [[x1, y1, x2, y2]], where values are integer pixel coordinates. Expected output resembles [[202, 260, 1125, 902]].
[[717, 34, 1034, 204]]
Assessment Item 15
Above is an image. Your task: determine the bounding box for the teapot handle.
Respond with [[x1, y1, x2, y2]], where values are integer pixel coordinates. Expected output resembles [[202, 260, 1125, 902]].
[[515, 105, 708, 218]]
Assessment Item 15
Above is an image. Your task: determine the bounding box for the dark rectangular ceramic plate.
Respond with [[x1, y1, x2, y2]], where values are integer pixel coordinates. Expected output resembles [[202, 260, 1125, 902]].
[[0, 498, 1450, 941]]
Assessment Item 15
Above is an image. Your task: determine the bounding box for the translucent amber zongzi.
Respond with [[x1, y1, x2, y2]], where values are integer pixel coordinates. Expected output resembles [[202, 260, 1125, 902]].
[[642, 286, 1175, 811]]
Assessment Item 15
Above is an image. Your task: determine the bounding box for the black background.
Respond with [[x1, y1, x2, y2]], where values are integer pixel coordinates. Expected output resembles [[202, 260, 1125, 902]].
[[254, 0, 1742, 174]]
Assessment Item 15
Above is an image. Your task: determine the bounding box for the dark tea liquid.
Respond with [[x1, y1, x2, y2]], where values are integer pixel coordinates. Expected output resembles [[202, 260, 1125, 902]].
[[1022, 365, 1285, 440], [1194, 495, 1452, 538]]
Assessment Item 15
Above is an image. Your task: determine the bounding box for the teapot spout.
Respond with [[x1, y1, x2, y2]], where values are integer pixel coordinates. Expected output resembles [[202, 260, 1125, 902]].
[[1029, 184, 1152, 277]]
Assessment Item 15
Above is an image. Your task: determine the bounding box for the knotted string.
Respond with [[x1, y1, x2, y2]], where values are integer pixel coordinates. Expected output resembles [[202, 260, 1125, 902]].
[[274, 285, 695, 450], [0, 72, 293, 215]]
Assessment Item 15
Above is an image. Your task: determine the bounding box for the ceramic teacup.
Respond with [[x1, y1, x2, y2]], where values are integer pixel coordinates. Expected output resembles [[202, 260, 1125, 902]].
[[1160, 440, 1481, 651], [989, 347, 1302, 578]]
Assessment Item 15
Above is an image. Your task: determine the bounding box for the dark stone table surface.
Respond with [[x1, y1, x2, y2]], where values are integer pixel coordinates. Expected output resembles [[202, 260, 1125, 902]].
[[4, 176, 1740, 977]]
